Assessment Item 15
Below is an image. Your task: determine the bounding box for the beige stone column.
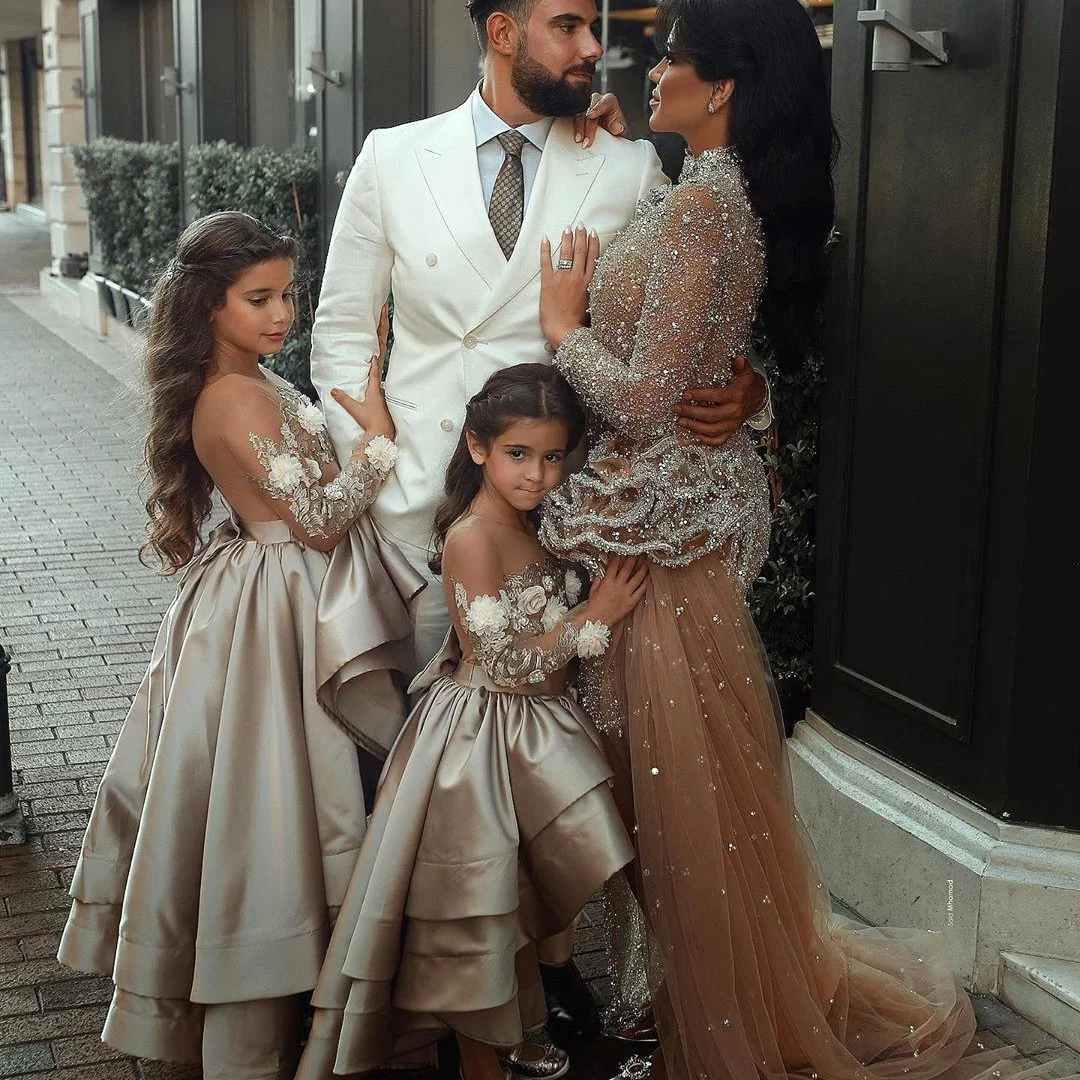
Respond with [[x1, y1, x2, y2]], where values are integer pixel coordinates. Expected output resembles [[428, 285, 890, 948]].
[[0, 42, 29, 209], [40, 0, 87, 272]]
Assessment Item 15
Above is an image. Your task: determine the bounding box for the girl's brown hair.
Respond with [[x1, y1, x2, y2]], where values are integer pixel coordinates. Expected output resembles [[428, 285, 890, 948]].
[[429, 363, 585, 575], [140, 211, 299, 574]]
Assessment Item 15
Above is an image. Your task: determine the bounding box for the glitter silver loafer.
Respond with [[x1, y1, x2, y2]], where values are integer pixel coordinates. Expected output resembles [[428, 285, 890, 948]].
[[606, 1054, 653, 1079], [498, 1042, 570, 1079]]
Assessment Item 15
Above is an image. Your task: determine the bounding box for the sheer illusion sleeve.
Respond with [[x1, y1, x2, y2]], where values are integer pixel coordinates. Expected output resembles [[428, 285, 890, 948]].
[[247, 429, 396, 541], [223, 386, 397, 550], [443, 535, 610, 689], [554, 184, 759, 442]]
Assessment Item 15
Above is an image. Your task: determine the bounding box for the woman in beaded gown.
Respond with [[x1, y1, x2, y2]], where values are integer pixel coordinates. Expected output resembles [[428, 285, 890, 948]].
[[58, 213, 422, 1078], [538, 3, 1072, 1080]]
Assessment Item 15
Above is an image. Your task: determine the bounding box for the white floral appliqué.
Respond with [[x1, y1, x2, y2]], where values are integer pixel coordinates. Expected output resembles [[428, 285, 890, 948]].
[[576, 620, 611, 659], [518, 585, 548, 617], [363, 435, 398, 472], [296, 400, 327, 436], [465, 594, 510, 637], [267, 452, 304, 491], [541, 596, 569, 633], [564, 569, 583, 605]]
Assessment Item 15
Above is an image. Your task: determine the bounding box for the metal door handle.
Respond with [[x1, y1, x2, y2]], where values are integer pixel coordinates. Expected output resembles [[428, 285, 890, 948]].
[[857, 0, 948, 70]]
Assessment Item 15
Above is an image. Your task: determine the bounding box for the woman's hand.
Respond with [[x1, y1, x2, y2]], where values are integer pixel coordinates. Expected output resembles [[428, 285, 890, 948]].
[[330, 358, 396, 441], [585, 555, 649, 626], [573, 92, 629, 149], [540, 226, 600, 350]]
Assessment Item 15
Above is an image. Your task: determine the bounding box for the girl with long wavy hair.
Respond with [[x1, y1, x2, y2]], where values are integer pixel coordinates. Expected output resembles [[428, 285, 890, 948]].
[[538, 2, 1072, 1079], [57, 211, 422, 1079]]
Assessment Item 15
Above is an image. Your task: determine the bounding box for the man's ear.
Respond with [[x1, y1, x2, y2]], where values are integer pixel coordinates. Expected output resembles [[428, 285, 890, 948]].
[[486, 12, 521, 57]]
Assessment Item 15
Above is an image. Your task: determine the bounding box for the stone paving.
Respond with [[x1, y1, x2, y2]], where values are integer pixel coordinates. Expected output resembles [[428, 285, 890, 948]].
[[0, 210, 1077, 1078]]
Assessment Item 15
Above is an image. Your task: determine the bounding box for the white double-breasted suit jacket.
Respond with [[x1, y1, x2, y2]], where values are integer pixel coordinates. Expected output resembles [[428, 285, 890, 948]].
[[311, 95, 668, 577]]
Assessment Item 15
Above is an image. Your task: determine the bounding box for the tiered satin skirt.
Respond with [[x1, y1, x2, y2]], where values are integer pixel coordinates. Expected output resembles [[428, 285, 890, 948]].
[[296, 638, 635, 1078], [57, 513, 422, 1062], [591, 558, 1072, 1080]]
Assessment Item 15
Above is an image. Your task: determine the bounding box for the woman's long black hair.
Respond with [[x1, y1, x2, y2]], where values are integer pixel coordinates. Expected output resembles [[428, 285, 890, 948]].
[[657, 0, 838, 373], [429, 363, 585, 575]]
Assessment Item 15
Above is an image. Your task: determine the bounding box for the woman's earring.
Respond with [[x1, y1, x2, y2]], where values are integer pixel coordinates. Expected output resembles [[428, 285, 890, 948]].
[[706, 99, 717, 115]]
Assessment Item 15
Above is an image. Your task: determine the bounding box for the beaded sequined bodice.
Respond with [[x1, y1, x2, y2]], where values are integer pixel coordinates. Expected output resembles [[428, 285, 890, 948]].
[[541, 148, 773, 592]]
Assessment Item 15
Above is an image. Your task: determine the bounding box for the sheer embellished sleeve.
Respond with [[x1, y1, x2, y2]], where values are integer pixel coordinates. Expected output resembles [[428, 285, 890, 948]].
[[442, 532, 610, 689], [554, 184, 763, 442], [247, 430, 396, 540], [222, 381, 397, 551]]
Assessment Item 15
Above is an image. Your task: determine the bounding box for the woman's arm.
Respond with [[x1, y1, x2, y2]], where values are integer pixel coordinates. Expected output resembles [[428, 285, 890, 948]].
[[542, 185, 757, 442]]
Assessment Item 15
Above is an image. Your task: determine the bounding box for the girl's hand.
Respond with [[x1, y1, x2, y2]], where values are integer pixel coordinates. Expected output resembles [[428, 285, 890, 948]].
[[540, 226, 600, 350], [375, 301, 390, 372], [330, 358, 396, 441], [574, 92, 629, 149], [585, 555, 649, 626]]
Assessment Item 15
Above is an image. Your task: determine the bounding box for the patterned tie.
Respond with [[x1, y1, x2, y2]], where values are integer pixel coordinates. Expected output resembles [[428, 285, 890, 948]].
[[488, 130, 527, 260]]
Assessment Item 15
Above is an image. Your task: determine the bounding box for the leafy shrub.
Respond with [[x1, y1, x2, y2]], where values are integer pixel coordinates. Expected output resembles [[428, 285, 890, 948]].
[[750, 346, 823, 698], [70, 138, 180, 292]]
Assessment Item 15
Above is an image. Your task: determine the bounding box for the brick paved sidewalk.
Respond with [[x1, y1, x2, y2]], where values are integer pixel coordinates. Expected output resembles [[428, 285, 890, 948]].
[[0, 259, 1076, 1077]]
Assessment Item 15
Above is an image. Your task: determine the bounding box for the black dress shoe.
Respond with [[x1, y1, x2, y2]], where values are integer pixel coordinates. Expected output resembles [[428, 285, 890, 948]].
[[608, 1005, 659, 1046], [539, 960, 602, 1044]]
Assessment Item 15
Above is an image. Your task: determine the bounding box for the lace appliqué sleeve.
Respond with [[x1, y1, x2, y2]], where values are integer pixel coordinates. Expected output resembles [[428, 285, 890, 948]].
[[452, 579, 610, 689], [249, 431, 397, 539]]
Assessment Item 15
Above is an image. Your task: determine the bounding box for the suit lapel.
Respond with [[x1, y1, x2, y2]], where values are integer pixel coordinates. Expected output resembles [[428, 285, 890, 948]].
[[416, 101, 507, 291], [469, 118, 606, 332]]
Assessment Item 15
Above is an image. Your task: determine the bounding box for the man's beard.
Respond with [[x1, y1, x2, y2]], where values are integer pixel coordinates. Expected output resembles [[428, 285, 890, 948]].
[[511, 39, 596, 117]]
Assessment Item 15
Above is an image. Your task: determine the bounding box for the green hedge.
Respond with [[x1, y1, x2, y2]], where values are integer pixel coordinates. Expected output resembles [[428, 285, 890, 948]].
[[70, 138, 181, 293], [73, 138, 319, 394], [749, 347, 822, 703]]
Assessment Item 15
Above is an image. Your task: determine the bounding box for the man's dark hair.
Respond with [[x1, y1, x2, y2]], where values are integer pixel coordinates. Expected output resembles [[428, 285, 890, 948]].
[[467, 0, 536, 49]]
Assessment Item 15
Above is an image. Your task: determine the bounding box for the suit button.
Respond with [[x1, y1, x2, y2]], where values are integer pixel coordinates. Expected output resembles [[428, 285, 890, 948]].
[[440, 419, 454, 432], [462, 334, 478, 350], [425, 253, 438, 267]]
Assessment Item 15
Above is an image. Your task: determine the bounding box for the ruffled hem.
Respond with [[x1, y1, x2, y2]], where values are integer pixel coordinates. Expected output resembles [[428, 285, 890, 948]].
[[58, 512, 418, 1018], [296, 672, 634, 1075], [539, 429, 771, 593]]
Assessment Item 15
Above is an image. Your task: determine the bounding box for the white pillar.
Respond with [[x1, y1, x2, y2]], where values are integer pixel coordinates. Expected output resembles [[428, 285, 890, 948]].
[[0, 41, 30, 209], [40, 0, 87, 273]]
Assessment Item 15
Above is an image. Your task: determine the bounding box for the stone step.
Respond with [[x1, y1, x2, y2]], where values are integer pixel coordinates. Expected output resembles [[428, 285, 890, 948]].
[[999, 951, 1080, 1053]]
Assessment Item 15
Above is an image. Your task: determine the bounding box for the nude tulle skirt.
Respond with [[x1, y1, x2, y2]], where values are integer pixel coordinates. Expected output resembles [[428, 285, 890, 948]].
[[588, 557, 1072, 1080]]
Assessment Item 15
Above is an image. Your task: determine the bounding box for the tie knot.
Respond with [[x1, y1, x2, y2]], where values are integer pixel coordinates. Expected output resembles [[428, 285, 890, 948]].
[[497, 130, 527, 158]]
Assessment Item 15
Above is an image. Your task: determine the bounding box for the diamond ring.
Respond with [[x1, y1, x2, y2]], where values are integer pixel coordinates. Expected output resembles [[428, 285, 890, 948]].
[[556, 258, 574, 270]]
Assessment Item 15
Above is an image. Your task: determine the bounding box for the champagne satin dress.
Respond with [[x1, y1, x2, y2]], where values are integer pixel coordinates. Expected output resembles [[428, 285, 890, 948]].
[[57, 373, 424, 1078], [540, 148, 1072, 1080], [296, 551, 634, 1077]]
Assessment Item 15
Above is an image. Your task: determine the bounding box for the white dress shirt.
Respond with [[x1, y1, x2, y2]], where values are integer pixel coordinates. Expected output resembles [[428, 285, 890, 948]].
[[471, 84, 554, 212]]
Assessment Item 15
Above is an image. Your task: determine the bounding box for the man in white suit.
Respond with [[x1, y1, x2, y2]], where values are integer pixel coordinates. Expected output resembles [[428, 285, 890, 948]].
[[313, 0, 770, 673], [312, 1, 770, 1061]]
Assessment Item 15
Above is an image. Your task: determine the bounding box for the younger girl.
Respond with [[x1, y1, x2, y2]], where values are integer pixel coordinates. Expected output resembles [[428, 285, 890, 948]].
[[296, 364, 647, 1080], [58, 211, 422, 1079]]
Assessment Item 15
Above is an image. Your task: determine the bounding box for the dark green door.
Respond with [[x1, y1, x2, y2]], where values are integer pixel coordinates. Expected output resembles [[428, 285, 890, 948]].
[[815, 0, 1079, 828]]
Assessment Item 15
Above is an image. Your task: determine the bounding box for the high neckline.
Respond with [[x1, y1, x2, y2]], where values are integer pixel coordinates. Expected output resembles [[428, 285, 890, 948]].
[[680, 144, 743, 184]]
